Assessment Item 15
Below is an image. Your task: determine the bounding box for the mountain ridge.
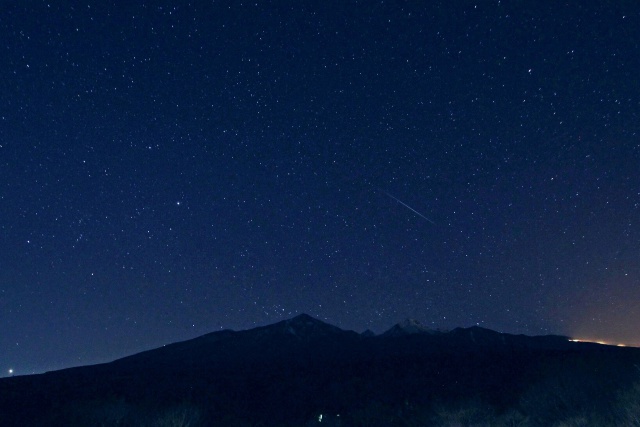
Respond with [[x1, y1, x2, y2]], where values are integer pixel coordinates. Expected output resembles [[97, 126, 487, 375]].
[[1, 313, 638, 427]]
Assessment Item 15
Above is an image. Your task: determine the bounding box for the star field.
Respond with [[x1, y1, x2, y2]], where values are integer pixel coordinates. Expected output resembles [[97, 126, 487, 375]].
[[1, 1, 639, 375]]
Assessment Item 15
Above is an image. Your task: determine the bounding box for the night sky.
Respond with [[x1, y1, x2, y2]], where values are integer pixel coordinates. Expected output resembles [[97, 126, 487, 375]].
[[2, 1, 639, 376]]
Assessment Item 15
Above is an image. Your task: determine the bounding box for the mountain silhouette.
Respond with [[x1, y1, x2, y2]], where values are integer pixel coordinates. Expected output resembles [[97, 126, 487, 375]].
[[1, 314, 639, 427], [382, 318, 444, 336]]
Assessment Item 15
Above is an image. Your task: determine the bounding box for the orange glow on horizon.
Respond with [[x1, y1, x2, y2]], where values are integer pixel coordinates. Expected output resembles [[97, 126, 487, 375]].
[[568, 338, 635, 347]]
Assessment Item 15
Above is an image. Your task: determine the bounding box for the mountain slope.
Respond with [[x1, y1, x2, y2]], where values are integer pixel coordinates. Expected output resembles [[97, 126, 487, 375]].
[[1, 314, 638, 427]]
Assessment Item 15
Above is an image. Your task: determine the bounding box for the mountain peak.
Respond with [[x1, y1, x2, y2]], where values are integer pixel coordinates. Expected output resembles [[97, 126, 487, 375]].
[[382, 318, 442, 337], [254, 314, 348, 340], [289, 313, 317, 324], [285, 313, 334, 330]]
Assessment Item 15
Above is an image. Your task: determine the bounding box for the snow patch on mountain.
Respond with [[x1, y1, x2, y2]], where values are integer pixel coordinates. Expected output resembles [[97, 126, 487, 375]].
[[382, 318, 444, 337]]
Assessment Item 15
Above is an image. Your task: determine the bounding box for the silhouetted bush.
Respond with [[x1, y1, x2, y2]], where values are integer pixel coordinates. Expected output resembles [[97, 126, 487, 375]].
[[616, 379, 640, 426], [430, 398, 496, 427], [149, 403, 202, 427]]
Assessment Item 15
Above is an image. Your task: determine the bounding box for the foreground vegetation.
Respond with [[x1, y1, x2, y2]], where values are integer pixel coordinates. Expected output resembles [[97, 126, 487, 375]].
[[55, 377, 640, 426]]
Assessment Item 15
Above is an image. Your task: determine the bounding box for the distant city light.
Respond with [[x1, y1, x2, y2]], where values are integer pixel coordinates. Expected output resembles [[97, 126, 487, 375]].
[[569, 338, 631, 347]]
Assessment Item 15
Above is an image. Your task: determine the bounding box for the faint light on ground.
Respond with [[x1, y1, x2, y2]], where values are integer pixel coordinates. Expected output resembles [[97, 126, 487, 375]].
[[569, 338, 630, 347]]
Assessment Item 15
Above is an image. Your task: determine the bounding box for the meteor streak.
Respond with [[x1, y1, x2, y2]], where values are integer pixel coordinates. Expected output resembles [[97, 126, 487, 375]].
[[379, 190, 436, 225]]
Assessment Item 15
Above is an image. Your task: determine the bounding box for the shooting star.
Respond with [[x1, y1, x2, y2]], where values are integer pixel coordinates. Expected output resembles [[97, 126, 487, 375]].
[[379, 189, 436, 225]]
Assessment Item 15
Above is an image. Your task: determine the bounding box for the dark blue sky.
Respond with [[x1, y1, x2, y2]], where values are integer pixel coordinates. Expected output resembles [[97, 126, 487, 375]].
[[2, 1, 639, 375]]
